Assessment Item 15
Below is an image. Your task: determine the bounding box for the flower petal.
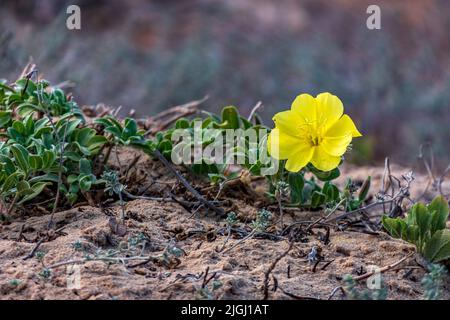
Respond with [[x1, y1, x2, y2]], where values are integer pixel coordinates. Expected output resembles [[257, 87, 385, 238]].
[[325, 114, 362, 138], [272, 110, 305, 137], [268, 128, 309, 160], [321, 134, 352, 157], [291, 93, 317, 124], [285, 145, 314, 172], [315, 92, 343, 130], [310, 145, 341, 171]]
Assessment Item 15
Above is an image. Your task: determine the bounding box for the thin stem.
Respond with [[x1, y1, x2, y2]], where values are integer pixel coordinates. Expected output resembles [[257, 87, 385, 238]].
[[6, 193, 19, 216], [222, 229, 256, 254], [152, 149, 225, 217]]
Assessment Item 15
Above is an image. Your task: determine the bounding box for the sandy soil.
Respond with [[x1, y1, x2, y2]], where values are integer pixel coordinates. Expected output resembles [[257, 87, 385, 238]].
[[0, 149, 449, 300]]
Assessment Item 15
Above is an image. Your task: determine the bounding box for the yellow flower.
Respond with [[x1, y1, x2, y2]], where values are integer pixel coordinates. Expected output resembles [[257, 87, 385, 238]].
[[268, 92, 362, 172]]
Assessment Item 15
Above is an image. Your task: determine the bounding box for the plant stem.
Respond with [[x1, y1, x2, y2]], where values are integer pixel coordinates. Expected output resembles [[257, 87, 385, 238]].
[[152, 149, 225, 217], [6, 193, 19, 216]]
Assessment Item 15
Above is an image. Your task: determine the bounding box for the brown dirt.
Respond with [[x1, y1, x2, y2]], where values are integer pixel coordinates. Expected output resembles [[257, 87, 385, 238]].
[[0, 149, 449, 300]]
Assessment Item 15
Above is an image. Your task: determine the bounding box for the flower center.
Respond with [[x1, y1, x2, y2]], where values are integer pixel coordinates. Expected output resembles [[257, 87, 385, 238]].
[[298, 118, 327, 147], [310, 134, 322, 146]]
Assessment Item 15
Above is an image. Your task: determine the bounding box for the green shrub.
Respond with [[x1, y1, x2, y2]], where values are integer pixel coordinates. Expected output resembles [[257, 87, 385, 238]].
[[0, 72, 370, 219], [382, 196, 450, 263], [0, 75, 149, 214]]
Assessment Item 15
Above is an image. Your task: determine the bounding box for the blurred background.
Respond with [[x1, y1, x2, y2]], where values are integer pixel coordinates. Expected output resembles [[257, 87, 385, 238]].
[[1, 0, 449, 168]]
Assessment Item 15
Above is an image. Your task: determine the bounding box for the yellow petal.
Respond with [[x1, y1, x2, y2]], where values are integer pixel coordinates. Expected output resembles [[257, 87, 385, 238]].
[[291, 93, 317, 124], [315, 92, 343, 130], [272, 110, 305, 137], [310, 145, 341, 171], [321, 134, 352, 157], [285, 145, 314, 172], [268, 128, 309, 160], [325, 114, 362, 138]]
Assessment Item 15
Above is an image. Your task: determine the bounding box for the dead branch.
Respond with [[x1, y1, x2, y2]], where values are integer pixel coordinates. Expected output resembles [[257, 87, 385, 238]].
[[263, 240, 294, 300], [351, 252, 414, 282], [152, 149, 225, 217], [146, 96, 208, 134]]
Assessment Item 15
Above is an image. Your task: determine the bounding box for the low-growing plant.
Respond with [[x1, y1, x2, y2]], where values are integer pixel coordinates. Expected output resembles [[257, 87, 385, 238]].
[[343, 274, 388, 300], [251, 208, 272, 231], [1, 70, 369, 228], [0, 73, 157, 217], [382, 196, 450, 263], [0, 75, 109, 214], [8, 279, 23, 287], [422, 263, 447, 300]]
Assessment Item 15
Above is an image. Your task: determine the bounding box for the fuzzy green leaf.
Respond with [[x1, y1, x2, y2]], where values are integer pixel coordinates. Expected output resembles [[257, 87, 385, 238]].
[[10, 144, 30, 175], [221, 106, 240, 129], [308, 165, 340, 181], [288, 172, 304, 204], [311, 191, 326, 208], [79, 158, 92, 175], [412, 203, 431, 242], [382, 216, 403, 239], [424, 230, 450, 262], [428, 196, 449, 235], [79, 175, 92, 191], [0, 110, 12, 127], [323, 182, 340, 202], [18, 182, 49, 204], [1, 172, 20, 193], [29, 155, 43, 171]]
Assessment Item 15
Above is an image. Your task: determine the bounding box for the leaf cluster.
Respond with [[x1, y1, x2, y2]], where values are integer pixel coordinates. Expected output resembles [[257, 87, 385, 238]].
[[382, 196, 450, 263]]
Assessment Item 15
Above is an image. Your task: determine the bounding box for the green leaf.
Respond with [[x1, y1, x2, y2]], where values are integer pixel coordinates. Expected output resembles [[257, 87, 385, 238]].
[[123, 118, 138, 139], [1, 172, 20, 193], [42, 150, 56, 168], [323, 182, 340, 202], [221, 106, 240, 129], [157, 139, 173, 155], [66, 193, 78, 204], [412, 203, 431, 242], [311, 191, 326, 208], [18, 182, 49, 204], [428, 196, 449, 235], [175, 118, 190, 129], [240, 116, 253, 129], [16, 103, 43, 117], [64, 151, 82, 162], [72, 141, 91, 156], [75, 127, 96, 146], [403, 225, 419, 243], [0, 110, 12, 127], [382, 216, 403, 239], [79, 158, 92, 175], [0, 155, 16, 175], [302, 180, 320, 202], [29, 173, 59, 184], [29, 155, 43, 171], [288, 172, 304, 204], [10, 144, 30, 174], [308, 165, 340, 181], [58, 118, 82, 138], [87, 135, 107, 152], [424, 230, 450, 262], [16, 180, 31, 195], [79, 175, 92, 191], [94, 118, 114, 127], [105, 126, 122, 139], [24, 114, 35, 135], [208, 173, 226, 184], [12, 120, 26, 135]]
